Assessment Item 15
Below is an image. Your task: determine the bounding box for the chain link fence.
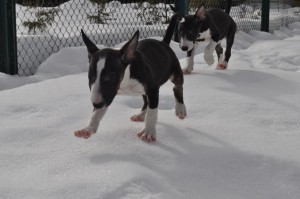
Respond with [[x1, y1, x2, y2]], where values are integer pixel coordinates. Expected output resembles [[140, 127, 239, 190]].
[[14, 0, 300, 76]]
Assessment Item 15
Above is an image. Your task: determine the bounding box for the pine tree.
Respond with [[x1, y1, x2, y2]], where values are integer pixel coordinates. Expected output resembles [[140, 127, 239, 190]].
[[135, 0, 171, 25], [22, 0, 59, 34], [87, 0, 115, 24]]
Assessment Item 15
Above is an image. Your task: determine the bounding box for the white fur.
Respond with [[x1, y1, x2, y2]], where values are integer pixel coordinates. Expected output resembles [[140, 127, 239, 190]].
[[180, 18, 185, 23], [138, 108, 158, 139], [218, 54, 224, 64], [175, 99, 186, 119], [216, 61, 228, 70], [204, 40, 217, 66], [87, 108, 107, 132], [91, 58, 105, 105], [131, 109, 147, 121], [198, 29, 211, 42], [145, 108, 157, 128], [180, 36, 194, 51], [77, 108, 108, 136], [182, 43, 199, 73], [118, 66, 145, 96], [197, 29, 222, 43]]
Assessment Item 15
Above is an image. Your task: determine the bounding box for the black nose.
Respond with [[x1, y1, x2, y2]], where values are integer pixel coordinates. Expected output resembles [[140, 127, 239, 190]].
[[181, 46, 188, 51], [93, 102, 104, 109]]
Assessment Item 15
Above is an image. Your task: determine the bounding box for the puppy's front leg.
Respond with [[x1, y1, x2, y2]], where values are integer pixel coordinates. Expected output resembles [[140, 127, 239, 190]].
[[182, 43, 198, 74], [137, 89, 158, 142], [74, 108, 107, 139], [204, 40, 217, 66], [137, 107, 158, 142]]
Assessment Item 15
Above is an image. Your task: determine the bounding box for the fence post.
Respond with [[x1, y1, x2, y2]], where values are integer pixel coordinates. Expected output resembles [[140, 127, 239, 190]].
[[261, 0, 270, 32], [174, 0, 188, 42], [0, 0, 18, 75]]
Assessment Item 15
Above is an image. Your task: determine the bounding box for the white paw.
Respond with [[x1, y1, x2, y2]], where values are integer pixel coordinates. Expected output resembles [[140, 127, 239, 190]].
[[175, 102, 187, 120], [216, 61, 228, 70], [183, 57, 194, 74], [182, 67, 193, 74], [130, 110, 146, 122], [74, 126, 96, 139], [137, 127, 156, 142], [204, 52, 215, 66], [218, 54, 224, 64]]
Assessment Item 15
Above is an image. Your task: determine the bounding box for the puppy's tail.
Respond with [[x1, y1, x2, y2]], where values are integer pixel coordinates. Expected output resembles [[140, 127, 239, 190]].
[[225, 0, 233, 15], [162, 11, 181, 45]]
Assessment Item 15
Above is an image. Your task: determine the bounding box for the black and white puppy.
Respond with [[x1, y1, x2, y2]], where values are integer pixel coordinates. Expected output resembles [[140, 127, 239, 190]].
[[171, 0, 236, 73], [74, 14, 186, 142]]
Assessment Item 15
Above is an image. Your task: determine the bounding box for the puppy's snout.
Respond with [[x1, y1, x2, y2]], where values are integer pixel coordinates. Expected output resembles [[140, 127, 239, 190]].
[[181, 46, 188, 51], [93, 102, 104, 109], [91, 92, 104, 109]]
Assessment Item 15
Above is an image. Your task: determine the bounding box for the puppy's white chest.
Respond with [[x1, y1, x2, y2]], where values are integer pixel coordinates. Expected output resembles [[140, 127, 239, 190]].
[[118, 67, 144, 96], [197, 28, 222, 43], [198, 29, 211, 42]]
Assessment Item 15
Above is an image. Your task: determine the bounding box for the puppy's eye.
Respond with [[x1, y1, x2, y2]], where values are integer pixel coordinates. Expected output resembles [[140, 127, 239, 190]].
[[88, 70, 96, 83], [104, 72, 116, 82], [109, 72, 116, 80]]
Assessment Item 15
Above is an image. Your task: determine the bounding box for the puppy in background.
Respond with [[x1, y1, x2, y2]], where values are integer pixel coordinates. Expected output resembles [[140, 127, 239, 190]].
[[171, 0, 236, 73]]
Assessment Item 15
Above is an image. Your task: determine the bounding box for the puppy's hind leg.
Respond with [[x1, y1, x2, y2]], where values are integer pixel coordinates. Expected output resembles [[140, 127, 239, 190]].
[[131, 95, 147, 122], [215, 43, 224, 64], [217, 24, 236, 70], [170, 67, 187, 120]]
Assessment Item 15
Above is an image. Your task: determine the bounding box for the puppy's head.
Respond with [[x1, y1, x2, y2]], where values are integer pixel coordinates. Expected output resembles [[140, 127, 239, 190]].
[[81, 29, 139, 109], [171, 3, 206, 51]]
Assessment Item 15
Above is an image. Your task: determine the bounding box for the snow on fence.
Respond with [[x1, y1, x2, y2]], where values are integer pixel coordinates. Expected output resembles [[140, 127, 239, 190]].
[[4, 0, 300, 75]]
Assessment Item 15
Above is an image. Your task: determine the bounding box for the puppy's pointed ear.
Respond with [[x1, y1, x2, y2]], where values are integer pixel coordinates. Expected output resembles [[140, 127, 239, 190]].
[[120, 30, 139, 63], [195, 3, 206, 21], [81, 29, 99, 55], [170, 5, 185, 18], [170, 5, 178, 13]]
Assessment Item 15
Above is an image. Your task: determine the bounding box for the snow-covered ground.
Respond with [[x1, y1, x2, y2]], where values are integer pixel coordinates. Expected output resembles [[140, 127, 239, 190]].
[[1, 22, 300, 198]]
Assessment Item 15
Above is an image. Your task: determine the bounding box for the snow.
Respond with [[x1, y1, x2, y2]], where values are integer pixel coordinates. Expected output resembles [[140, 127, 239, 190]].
[[2, 18, 300, 199]]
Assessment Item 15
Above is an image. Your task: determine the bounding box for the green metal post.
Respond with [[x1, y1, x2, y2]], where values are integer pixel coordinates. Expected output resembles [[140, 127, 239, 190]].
[[261, 0, 270, 32], [174, 0, 188, 42], [0, 0, 18, 75]]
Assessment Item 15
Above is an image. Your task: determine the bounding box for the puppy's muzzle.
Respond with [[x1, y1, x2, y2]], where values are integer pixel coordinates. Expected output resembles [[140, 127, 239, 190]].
[[181, 46, 189, 51], [93, 102, 105, 109]]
